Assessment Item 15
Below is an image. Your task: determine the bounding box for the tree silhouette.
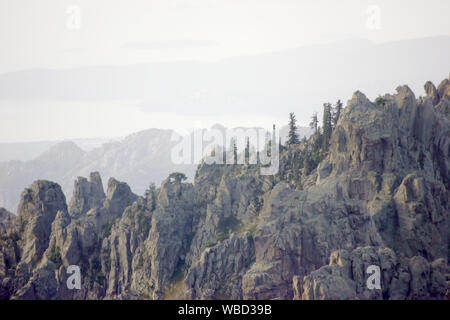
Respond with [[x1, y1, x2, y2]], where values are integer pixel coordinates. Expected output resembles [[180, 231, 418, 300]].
[[333, 100, 343, 128], [287, 112, 300, 146], [322, 103, 332, 151], [232, 138, 238, 164], [309, 112, 319, 134]]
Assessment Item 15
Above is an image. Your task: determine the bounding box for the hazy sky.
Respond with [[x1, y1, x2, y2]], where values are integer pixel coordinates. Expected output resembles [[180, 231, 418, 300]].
[[0, 0, 449, 142], [1, 0, 449, 72]]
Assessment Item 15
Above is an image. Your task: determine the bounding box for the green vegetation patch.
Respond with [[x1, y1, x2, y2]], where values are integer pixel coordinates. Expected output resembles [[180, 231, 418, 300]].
[[49, 246, 62, 269]]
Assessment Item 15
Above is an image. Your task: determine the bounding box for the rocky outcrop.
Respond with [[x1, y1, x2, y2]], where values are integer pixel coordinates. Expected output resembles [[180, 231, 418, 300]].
[[103, 197, 152, 299], [295, 247, 447, 300], [0, 77, 448, 300], [143, 176, 196, 299], [68, 172, 105, 218], [185, 233, 255, 300], [16, 181, 67, 268], [0, 208, 18, 299], [437, 78, 450, 101], [241, 79, 449, 299], [9, 181, 67, 299], [425, 81, 440, 106], [433, 78, 450, 118], [104, 178, 138, 217]]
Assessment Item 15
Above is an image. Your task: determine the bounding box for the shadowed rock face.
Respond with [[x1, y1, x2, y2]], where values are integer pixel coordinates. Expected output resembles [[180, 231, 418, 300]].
[[294, 247, 447, 300], [16, 181, 68, 267], [0, 78, 449, 300]]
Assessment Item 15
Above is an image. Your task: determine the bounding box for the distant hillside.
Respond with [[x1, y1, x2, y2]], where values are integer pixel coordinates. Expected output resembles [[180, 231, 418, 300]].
[[0, 126, 311, 212], [0, 138, 117, 162]]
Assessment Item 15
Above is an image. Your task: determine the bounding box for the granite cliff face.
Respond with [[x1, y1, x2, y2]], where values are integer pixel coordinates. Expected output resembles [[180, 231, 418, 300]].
[[0, 78, 449, 300]]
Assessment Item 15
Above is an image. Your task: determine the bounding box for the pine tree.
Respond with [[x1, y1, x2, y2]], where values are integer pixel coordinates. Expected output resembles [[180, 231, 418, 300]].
[[322, 103, 332, 151], [264, 131, 272, 158], [287, 112, 300, 146], [271, 124, 276, 153], [227, 138, 237, 164], [233, 138, 238, 165], [314, 126, 323, 150], [309, 112, 318, 134], [332, 100, 342, 128], [245, 137, 250, 164], [145, 182, 157, 211]]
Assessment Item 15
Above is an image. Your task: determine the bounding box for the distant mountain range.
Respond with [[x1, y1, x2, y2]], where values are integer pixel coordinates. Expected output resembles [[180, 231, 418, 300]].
[[0, 37, 448, 123], [0, 138, 117, 162], [0, 125, 312, 212]]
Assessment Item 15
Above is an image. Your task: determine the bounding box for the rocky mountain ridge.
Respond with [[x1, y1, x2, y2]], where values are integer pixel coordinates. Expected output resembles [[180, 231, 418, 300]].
[[0, 77, 449, 300]]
